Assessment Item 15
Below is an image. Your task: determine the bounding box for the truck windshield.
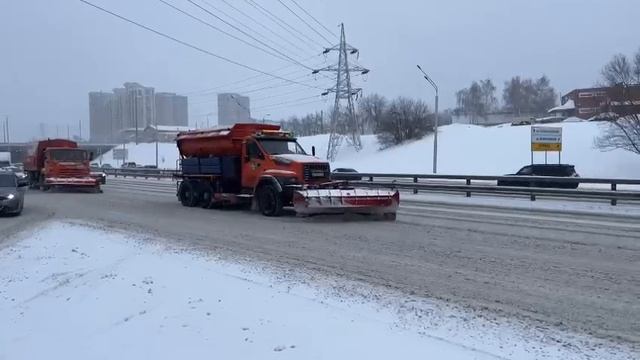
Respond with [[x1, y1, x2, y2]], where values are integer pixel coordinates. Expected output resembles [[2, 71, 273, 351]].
[[0, 174, 16, 187], [258, 139, 307, 155], [49, 149, 88, 161], [0, 161, 10, 168]]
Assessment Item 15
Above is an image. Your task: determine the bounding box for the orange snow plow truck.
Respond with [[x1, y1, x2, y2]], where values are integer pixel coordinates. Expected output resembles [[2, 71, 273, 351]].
[[175, 123, 399, 219], [24, 139, 101, 192]]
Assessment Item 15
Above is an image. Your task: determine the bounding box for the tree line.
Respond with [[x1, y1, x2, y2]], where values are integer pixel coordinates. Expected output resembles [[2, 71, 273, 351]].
[[280, 94, 452, 148], [455, 76, 557, 123]]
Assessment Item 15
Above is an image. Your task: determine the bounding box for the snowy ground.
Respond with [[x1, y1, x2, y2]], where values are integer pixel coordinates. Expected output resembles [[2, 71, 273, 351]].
[[96, 121, 640, 179], [1, 221, 635, 359]]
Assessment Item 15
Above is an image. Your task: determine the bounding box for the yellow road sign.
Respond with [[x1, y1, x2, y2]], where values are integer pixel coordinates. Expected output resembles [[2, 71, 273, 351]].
[[531, 143, 562, 151]]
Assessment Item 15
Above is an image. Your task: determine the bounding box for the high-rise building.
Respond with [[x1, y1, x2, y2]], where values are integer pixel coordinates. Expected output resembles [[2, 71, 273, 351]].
[[89, 91, 114, 143], [218, 93, 250, 125], [89, 82, 188, 143], [155, 92, 188, 126], [122, 82, 155, 130]]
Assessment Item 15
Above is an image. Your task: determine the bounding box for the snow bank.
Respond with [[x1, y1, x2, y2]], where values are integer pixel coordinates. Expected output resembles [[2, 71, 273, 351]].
[[96, 142, 180, 168], [1, 221, 632, 360], [98, 121, 640, 178], [301, 121, 640, 178]]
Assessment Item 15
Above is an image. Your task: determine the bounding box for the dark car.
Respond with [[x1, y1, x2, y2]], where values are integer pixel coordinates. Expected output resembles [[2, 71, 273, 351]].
[[121, 162, 138, 168], [331, 168, 362, 181], [497, 164, 580, 189], [0, 173, 27, 216]]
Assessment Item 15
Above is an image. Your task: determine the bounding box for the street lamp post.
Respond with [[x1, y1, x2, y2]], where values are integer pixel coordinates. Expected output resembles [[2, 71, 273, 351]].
[[417, 65, 439, 174]]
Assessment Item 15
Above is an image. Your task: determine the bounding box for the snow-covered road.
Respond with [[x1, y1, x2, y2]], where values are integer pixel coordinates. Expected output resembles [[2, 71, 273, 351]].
[[2, 221, 636, 359]]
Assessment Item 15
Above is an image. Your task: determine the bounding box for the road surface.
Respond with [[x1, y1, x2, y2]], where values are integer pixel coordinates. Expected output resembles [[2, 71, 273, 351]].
[[2, 178, 639, 349]]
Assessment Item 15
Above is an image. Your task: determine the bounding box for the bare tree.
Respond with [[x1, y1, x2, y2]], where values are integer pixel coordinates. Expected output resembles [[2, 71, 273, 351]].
[[376, 97, 432, 148], [503, 76, 556, 115], [533, 76, 557, 113], [280, 112, 324, 136], [596, 113, 640, 155], [357, 94, 387, 134], [602, 54, 634, 86], [456, 79, 496, 123], [596, 49, 640, 155], [634, 49, 640, 84]]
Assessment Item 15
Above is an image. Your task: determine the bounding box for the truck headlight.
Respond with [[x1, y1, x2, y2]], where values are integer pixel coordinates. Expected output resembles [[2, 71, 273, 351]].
[[7, 194, 14, 200]]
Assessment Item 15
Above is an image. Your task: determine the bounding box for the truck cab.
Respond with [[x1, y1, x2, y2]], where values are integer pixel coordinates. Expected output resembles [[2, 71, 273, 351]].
[[242, 131, 329, 189]]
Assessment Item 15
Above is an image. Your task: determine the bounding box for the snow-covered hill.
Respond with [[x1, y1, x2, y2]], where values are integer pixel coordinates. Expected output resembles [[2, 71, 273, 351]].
[[97, 120, 640, 178]]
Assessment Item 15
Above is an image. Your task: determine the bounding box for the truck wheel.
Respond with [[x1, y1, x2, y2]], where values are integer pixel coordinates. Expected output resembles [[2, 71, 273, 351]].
[[178, 181, 198, 207], [199, 183, 213, 209], [257, 184, 283, 217]]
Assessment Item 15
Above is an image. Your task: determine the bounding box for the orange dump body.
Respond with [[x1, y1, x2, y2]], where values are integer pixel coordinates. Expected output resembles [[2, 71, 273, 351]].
[[176, 123, 280, 158]]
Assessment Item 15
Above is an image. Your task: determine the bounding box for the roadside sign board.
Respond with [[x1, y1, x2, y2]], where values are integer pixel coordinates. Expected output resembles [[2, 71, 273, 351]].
[[113, 148, 128, 161], [531, 126, 562, 151]]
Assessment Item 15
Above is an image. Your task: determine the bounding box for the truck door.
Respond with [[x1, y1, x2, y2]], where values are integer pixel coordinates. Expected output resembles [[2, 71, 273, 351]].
[[242, 140, 265, 188]]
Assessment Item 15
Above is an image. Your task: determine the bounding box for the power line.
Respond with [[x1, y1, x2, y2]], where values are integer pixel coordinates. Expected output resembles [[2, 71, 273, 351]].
[[199, 0, 304, 59], [252, 94, 323, 111], [254, 98, 327, 113], [181, 54, 322, 95], [251, 86, 318, 102], [158, 0, 291, 63], [276, 0, 332, 45], [187, 68, 307, 97], [243, 0, 320, 50], [188, 63, 331, 98], [289, 0, 337, 39], [187, 0, 315, 71], [190, 74, 329, 105], [79, 0, 323, 91], [217, 0, 312, 56]]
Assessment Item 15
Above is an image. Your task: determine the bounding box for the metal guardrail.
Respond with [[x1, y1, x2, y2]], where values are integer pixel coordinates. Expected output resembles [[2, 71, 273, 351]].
[[101, 168, 640, 206], [102, 168, 178, 179]]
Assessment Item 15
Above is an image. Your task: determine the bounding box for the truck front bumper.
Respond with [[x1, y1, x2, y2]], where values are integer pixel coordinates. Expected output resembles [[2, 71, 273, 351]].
[[45, 177, 99, 187]]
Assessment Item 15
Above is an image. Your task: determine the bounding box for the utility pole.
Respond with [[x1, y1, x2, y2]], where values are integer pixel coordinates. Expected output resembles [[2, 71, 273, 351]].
[[67, 124, 70, 139], [417, 65, 439, 174], [313, 23, 369, 161], [155, 108, 159, 168], [79, 119, 82, 141]]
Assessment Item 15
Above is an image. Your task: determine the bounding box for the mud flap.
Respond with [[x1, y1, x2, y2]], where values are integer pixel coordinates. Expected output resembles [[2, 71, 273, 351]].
[[292, 188, 400, 217]]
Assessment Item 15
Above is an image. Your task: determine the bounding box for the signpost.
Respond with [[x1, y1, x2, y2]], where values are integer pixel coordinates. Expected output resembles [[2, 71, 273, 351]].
[[531, 126, 562, 164], [113, 148, 128, 164]]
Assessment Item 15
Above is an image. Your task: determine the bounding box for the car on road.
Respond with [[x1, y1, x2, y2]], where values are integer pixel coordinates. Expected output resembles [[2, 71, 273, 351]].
[[0, 172, 27, 216], [90, 170, 107, 185], [497, 164, 580, 189], [101, 163, 113, 169], [331, 168, 363, 181], [1, 165, 28, 181], [121, 162, 138, 168]]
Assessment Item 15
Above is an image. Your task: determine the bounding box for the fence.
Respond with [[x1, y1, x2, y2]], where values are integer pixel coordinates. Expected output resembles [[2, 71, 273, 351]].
[[102, 168, 640, 206]]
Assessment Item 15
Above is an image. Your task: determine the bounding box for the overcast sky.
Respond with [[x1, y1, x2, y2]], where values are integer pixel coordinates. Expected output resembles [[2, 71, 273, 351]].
[[1, 0, 639, 141]]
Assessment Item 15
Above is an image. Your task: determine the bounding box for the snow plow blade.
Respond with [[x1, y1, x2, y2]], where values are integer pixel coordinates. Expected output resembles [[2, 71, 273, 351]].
[[45, 177, 99, 187], [293, 188, 400, 219]]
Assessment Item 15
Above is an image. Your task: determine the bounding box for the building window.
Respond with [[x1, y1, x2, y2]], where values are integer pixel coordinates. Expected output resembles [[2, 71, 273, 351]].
[[578, 107, 597, 114], [579, 92, 594, 98]]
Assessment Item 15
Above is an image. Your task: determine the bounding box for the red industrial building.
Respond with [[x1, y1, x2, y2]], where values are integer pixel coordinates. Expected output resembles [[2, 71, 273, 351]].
[[549, 84, 640, 119]]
